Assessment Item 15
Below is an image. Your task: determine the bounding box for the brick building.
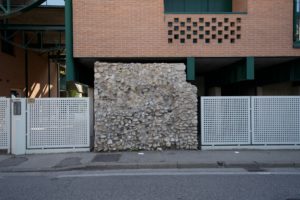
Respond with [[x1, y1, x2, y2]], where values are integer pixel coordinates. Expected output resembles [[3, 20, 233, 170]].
[[1, 0, 300, 152], [69, 0, 300, 151], [1, 0, 300, 98], [72, 0, 300, 96]]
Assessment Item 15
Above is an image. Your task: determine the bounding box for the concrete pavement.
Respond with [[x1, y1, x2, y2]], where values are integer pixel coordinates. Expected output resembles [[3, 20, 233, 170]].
[[0, 150, 300, 172]]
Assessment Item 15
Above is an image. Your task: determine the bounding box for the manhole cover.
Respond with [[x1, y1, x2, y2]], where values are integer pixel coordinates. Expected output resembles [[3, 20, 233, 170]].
[[92, 154, 121, 162], [0, 157, 28, 168], [54, 157, 82, 168]]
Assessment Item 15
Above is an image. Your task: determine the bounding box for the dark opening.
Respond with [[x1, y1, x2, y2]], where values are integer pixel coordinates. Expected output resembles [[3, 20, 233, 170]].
[[1, 31, 15, 56]]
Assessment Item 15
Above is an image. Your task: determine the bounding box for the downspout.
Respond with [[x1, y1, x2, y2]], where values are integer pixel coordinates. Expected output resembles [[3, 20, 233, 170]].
[[65, 0, 75, 82]]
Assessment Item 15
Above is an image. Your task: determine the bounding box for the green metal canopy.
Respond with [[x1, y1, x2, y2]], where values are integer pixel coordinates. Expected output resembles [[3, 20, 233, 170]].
[[0, 0, 46, 19]]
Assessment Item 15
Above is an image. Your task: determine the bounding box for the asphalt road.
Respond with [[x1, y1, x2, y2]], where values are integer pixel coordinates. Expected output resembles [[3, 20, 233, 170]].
[[1, 169, 300, 200]]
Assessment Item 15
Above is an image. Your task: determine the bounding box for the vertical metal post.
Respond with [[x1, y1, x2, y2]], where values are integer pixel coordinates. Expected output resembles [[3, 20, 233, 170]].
[[25, 47, 29, 98], [187, 57, 196, 81], [65, 0, 75, 82], [6, 0, 10, 13], [246, 57, 255, 80], [48, 53, 51, 97], [294, 0, 296, 43]]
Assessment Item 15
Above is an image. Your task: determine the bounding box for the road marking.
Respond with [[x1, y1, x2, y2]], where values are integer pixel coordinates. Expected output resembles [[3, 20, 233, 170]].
[[56, 171, 300, 179]]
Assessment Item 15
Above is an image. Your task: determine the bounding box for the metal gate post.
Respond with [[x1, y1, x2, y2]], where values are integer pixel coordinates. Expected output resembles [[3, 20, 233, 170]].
[[0, 98, 10, 153], [250, 96, 254, 145], [11, 98, 26, 155]]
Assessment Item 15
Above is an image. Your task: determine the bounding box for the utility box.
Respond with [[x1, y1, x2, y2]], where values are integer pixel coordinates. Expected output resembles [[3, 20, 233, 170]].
[[11, 99, 26, 155]]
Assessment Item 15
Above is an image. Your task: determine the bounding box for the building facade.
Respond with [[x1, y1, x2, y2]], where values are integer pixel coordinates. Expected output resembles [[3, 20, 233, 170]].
[[73, 0, 300, 96], [70, 0, 300, 151], [1, 0, 300, 152]]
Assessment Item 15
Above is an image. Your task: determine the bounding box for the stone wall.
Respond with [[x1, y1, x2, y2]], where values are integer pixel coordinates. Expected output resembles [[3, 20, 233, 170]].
[[94, 62, 198, 151]]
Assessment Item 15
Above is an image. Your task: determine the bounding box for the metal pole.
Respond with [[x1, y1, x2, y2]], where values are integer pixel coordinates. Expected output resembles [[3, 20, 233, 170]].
[[48, 53, 51, 97], [25, 48, 28, 98], [6, 0, 10, 13]]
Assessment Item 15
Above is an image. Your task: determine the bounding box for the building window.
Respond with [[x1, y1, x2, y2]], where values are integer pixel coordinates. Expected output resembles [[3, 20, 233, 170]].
[[164, 0, 233, 13], [1, 31, 15, 56], [294, 0, 300, 47]]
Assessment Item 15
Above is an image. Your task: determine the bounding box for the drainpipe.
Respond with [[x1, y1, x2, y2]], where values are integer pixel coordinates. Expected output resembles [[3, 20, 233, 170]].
[[65, 0, 75, 82]]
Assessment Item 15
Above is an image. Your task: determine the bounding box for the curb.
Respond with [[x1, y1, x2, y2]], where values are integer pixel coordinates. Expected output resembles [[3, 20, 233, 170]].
[[1, 162, 300, 173]]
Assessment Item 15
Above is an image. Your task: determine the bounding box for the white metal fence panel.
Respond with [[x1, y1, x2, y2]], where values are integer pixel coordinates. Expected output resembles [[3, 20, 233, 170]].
[[252, 96, 300, 145], [201, 97, 251, 145], [27, 98, 90, 149], [0, 99, 10, 151]]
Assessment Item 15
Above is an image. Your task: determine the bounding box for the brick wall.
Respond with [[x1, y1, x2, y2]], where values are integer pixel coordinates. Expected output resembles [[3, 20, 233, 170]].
[[73, 0, 299, 58], [232, 0, 247, 12], [0, 37, 58, 98]]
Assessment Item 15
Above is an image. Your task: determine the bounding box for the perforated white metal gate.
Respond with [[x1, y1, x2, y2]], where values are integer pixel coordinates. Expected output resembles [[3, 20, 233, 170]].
[[26, 98, 90, 150], [252, 97, 300, 145], [201, 96, 300, 149], [201, 97, 251, 146], [0, 98, 10, 152]]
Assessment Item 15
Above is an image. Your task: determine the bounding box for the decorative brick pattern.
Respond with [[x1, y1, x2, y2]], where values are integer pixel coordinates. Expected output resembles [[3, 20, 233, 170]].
[[167, 17, 242, 44]]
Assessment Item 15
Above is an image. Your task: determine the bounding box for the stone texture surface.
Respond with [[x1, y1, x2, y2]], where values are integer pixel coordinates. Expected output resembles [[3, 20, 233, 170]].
[[94, 62, 198, 151]]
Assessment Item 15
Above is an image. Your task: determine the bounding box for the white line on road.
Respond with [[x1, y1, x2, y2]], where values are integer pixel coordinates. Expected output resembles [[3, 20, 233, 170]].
[[56, 171, 300, 179]]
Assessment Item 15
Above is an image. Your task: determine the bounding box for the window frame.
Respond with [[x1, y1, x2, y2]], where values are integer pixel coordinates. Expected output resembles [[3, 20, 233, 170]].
[[294, 0, 300, 48], [164, 0, 247, 14]]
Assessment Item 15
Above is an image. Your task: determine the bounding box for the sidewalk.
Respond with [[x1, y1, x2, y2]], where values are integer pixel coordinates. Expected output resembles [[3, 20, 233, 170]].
[[0, 150, 300, 172]]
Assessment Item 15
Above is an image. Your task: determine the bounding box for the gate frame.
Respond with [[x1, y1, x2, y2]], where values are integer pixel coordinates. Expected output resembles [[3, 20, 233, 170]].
[[201, 96, 252, 146], [2, 97, 91, 155], [0, 98, 11, 153], [251, 96, 300, 146], [201, 96, 300, 150], [25, 98, 91, 154]]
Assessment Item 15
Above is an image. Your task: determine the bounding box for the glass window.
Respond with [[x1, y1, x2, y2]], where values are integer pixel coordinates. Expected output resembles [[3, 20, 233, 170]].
[[164, 0, 232, 13], [42, 0, 64, 6]]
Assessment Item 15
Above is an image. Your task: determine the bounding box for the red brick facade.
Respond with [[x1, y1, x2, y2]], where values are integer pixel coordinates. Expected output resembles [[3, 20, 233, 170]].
[[73, 0, 299, 58]]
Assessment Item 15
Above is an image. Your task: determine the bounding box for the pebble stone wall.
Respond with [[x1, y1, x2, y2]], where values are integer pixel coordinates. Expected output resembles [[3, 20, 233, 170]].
[[94, 62, 198, 151]]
